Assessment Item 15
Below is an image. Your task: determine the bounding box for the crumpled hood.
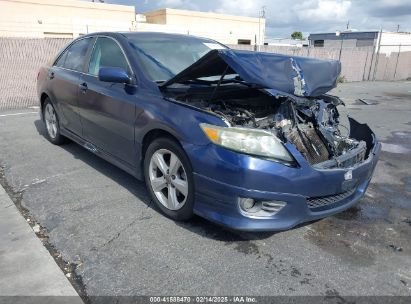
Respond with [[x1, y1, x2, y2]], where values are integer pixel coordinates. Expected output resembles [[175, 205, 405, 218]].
[[161, 49, 341, 97]]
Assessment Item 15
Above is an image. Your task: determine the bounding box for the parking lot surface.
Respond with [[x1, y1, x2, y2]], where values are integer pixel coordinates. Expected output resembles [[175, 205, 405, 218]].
[[0, 81, 410, 298]]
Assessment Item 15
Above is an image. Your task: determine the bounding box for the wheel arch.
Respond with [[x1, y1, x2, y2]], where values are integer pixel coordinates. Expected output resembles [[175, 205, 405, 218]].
[[40, 93, 49, 119], [141, 129, 180, 160], [39, 92, 58, 121], [139, 128, 187, 177]]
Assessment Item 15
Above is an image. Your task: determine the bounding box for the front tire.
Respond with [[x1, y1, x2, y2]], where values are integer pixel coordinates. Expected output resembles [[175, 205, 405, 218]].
[[144, 137, 195, 221], [43, 98, 66, 145]]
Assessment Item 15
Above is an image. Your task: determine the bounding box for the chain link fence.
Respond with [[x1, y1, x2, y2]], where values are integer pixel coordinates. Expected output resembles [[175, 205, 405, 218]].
[[1, 37, 410, 111]]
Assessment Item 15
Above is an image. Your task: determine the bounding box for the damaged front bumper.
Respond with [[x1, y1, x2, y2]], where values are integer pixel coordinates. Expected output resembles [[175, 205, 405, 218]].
[[184, 119, 381, 231]]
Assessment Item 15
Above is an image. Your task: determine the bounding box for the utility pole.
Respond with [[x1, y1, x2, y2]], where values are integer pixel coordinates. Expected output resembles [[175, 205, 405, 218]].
[[336, 31, 344, 62], [397, 24, 400, 32], [258, 6, 266, 51], [258, 15, 260, 51], [346, 20, 349, 30], [372, 28, 383, 81], [394, 44, 401, 79]]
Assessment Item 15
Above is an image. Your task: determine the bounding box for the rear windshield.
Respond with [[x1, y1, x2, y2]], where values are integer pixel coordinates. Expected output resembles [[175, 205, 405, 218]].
[[126, 35, 226, 82]]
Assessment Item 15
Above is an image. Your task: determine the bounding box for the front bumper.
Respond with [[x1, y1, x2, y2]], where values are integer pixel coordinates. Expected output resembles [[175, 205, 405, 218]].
[[184, 126, 381, 231]]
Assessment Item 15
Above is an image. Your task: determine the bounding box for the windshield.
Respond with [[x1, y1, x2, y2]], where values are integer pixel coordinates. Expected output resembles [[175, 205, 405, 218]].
[[126, 35, 226, 82]]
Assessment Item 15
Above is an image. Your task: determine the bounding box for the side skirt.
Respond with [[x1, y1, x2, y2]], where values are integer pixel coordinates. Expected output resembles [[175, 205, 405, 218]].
[[60, 128, 143, 180]]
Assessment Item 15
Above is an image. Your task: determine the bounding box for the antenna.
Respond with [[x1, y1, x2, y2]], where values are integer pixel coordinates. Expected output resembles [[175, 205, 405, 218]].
[[257, 6, 266, 51], [261, 6, 266, 18]]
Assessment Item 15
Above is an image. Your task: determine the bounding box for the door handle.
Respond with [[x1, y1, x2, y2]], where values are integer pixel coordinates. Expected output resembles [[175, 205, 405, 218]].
[[48, 71, 55, 79], [79, 82, 88, 93]]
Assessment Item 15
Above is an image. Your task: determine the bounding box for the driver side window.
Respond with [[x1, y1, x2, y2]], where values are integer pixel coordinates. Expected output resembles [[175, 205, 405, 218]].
[[88, 37, 130, 76]]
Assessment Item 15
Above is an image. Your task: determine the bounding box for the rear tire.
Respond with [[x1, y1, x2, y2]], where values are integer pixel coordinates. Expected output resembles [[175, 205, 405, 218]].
[[43, 98, 66, 145], [144, 137, 194, 221]]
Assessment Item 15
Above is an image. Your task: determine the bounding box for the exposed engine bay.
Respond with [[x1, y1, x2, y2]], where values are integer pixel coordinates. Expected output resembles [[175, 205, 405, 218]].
[[165, 86, 369, 168]]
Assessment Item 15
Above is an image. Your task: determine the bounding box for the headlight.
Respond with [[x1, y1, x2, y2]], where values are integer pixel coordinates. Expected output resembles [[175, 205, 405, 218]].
[[200, 123, 293, 162]]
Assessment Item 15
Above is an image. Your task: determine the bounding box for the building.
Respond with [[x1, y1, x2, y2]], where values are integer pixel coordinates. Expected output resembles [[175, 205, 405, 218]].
[[308, 31, 411, 54], [0, 0, 265, 45], [308, 31, 378, 48], [137, 8, 265, 45], [264, 38, 309, 47], [0, 0, 136, 38]]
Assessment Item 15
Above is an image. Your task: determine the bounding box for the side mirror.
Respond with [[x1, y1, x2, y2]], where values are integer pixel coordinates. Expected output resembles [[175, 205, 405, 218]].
[[98, 67, 132, 84]]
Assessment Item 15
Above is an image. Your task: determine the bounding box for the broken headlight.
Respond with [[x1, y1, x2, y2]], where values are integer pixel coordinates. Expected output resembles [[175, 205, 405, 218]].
[[200, 123, 293, 162]]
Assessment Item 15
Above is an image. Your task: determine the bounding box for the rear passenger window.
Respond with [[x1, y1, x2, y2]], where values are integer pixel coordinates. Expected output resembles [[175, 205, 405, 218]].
[[88, 37, 130, 76], [55, 51, 67, 67], [60, 38, 92, 72]]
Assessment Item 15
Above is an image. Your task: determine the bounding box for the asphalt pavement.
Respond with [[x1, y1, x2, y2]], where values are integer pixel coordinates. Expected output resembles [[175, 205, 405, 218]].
[[0, 81, 410, 300]]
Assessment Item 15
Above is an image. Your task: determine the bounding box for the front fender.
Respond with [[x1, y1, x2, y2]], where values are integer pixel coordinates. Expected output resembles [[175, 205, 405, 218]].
[[133, 96, 226, 179], [135, 98, 226, 146]]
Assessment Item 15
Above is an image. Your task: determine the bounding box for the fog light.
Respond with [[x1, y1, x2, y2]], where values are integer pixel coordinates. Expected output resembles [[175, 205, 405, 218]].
[[239, 198, 255, 211], [239, 198, 287, 217]]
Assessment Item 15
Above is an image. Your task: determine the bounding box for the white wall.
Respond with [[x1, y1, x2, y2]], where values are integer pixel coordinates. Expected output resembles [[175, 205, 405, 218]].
[[0, 0, 135, 38], [141, 9, 265, 45], [379, 32, 411, 54]]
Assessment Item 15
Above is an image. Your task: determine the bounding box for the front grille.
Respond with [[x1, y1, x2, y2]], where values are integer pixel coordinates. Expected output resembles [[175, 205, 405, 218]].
[[307, 187, 356, 209]]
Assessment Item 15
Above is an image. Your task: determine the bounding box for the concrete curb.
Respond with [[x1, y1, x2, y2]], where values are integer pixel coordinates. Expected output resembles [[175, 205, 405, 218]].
[[0, 183, 82, 301]]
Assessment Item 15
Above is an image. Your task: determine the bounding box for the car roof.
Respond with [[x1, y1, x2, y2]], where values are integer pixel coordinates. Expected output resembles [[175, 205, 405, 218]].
[[80, 31, 219, 43]]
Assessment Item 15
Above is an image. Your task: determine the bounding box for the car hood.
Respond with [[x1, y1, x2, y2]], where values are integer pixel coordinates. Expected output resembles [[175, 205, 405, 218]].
[[160, 49, 341, 97]]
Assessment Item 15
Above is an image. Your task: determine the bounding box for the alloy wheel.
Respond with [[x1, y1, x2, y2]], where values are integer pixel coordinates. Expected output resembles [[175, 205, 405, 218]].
[[44, 103, 58, 139], [148, 149, 189, 211]]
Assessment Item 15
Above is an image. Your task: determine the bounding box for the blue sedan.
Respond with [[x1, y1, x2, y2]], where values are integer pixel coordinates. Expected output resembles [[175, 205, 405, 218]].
[[37, 32, 380, 231]]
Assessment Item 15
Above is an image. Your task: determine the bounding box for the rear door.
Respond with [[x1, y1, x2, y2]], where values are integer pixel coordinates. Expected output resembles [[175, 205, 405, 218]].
[[49, 37, 94, 136], [77, 36, 137, 165]]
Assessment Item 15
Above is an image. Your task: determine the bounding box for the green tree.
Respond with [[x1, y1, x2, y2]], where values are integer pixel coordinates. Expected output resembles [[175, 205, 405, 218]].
[[291, 31, 303, 40]]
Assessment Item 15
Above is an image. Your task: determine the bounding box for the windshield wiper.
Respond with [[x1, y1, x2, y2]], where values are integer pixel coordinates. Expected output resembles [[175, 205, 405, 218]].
[[208, 78, 255, 87], [173, 77, 254, 87], [161, 75, 260, 90]]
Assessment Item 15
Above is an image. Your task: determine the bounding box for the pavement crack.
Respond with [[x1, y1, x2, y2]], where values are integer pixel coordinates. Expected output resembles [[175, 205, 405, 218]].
[[325, 288, 354, 304], [99, 217, 140, 249]]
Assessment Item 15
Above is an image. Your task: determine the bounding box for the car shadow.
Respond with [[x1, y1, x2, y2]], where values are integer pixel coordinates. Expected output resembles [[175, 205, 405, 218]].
[[34, 119, 312, 242]]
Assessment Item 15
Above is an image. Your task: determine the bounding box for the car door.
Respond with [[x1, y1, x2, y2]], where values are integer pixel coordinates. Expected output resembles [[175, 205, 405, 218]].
[[77, 36, 136, 166], [49, 37, 93, 136]]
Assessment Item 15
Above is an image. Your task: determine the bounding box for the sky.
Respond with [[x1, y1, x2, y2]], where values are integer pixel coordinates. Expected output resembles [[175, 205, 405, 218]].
[[98, 0, 411, 38]]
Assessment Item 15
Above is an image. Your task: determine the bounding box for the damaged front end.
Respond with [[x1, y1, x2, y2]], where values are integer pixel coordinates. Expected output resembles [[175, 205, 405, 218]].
[[272, 94, 370, 169], [161, 49, 376, 169]]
